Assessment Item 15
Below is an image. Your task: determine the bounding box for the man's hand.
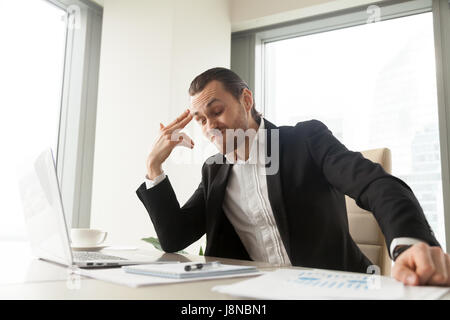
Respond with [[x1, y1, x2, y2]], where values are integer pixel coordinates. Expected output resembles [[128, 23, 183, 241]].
[[146, 109, 194, 179], [391, 242, 450, 286]]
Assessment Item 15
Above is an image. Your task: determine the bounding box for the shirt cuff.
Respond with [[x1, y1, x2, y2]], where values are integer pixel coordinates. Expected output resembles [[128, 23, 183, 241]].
[[145, 171, 166, 189], [390, 237, 424, 258]]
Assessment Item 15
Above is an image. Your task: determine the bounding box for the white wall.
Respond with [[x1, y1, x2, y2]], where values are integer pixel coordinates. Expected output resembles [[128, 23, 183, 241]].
[[89, 0, 376, 254], [90, 0, 230, 253]]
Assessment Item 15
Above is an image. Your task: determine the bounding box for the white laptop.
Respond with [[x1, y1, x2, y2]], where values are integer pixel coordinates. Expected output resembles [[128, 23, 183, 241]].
[[18, 148, 165, 268]]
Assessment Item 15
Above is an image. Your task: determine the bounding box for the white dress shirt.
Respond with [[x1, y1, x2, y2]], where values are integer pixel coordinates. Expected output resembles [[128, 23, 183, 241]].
[[221, 120, 291, 266], [145, 120, 422, 265]]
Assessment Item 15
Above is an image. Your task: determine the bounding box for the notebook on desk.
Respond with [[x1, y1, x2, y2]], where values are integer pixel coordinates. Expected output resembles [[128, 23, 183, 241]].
[[122, 261, 259, 279]]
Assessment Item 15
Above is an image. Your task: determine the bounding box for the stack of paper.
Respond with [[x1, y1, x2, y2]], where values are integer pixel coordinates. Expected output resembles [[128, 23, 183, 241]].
[[212, 268, 450, 300], [76, 262, 262, 288], [123, 262, 258, 279]]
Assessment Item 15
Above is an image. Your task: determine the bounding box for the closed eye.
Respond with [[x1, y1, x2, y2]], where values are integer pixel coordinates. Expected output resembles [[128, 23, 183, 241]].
[[196, 117, 206, 125]]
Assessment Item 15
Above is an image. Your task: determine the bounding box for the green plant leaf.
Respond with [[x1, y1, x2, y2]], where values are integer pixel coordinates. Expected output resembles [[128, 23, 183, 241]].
[[141, 236, 163, 251], [141, 236, 188, 254]]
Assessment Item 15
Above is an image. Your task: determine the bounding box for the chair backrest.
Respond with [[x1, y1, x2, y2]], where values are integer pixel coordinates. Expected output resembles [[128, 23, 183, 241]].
[[345, 148, 392, 276]]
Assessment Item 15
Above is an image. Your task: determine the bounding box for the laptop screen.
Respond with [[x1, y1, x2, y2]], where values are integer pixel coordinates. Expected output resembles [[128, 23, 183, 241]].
[[17, 148, 73, 266]]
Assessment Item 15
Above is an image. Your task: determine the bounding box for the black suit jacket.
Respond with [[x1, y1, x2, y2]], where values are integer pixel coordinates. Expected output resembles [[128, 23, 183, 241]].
[[136, 119, 439, 273]]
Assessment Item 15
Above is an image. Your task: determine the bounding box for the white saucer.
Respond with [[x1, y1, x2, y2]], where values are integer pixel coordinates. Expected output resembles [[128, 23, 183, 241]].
[[71, 244, 108, 251]]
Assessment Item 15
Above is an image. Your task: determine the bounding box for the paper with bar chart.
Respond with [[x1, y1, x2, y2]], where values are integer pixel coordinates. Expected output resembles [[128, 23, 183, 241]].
[[212, 268, 447, 300], [291, 270, 381, 290]]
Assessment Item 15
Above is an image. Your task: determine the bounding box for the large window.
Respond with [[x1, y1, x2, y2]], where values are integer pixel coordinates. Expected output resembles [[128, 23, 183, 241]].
[[0, 0, 67, 240], [263, 12, 446, 249], [0, 0, 102, 241]]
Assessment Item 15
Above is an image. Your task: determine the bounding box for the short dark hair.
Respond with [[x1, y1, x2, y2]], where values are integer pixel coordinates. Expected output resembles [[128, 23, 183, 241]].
[[189, 67, 262, 123]]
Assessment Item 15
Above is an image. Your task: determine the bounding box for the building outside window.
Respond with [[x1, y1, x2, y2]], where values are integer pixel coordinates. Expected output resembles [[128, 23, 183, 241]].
[[263, 12, 446, 249]]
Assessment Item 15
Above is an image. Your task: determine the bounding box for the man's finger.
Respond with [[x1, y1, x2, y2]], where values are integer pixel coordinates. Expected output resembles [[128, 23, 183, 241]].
[[164, 109, 190, 130], [160, 123, 165, 130], [412, 243, 436, 285], [391, 264, 419, 286], [165, 112, 193, 133], [446, 254, 450, 286], [427, 247, 448, 286], [171, 132, 194, 149]]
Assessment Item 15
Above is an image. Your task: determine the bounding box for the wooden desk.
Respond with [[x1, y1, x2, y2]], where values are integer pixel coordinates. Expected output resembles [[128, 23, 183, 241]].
[[0, 241, 448, 300]]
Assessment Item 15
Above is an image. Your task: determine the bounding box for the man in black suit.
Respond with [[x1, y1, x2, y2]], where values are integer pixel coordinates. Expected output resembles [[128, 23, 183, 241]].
[[137, 67, 450, 286]]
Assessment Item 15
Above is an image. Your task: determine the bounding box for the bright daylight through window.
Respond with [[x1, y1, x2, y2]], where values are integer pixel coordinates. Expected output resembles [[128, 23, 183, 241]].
[[264, 12, 446, 249], [0, 0, 67, 240]]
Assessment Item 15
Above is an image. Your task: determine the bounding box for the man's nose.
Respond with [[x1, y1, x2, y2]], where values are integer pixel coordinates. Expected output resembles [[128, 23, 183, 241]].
[[206, 121, 222, 137], [206, 118, 217, 131]]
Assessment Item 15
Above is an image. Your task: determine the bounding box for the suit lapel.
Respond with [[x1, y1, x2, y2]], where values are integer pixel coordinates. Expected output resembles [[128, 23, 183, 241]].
[[205, 155, 233, 229], [263, 119, 291, 257], [204, 120, 291, 259]]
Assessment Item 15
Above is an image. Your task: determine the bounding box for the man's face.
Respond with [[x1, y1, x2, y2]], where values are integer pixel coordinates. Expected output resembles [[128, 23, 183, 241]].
[[190, 80, 251, 154]]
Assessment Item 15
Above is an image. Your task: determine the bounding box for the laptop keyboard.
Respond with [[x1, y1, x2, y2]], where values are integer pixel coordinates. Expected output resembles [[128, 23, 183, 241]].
[[73, 251, 127, 261]]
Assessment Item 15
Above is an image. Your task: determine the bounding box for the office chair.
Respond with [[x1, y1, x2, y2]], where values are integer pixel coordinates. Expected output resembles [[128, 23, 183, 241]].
[[345, 148, 392, 276]]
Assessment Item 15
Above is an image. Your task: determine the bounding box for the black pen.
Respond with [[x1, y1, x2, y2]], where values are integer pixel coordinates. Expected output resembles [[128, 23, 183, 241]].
[[184, 261, 221, 271]]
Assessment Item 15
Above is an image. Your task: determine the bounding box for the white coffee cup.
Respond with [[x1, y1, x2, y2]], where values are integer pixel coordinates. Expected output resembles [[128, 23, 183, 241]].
[[70, 228, 107, 247]]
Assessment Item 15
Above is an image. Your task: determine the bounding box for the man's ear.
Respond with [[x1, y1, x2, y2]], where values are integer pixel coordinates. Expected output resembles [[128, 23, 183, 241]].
[[241, 88, 253, 112]]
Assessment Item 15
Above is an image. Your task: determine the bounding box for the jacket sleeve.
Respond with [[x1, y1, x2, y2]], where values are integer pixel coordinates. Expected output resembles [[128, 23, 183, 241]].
[[136, 165, 207, 253], [303, 119, 440, 256]]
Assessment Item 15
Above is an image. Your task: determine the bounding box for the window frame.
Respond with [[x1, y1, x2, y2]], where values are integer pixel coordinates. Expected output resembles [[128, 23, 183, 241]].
[[231, 0, 450, 252], [432, 0, 450, 253], [47, 0, 103, 229]]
